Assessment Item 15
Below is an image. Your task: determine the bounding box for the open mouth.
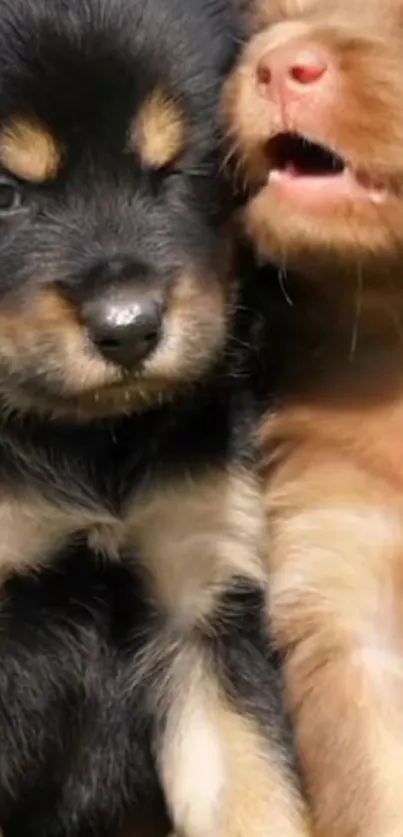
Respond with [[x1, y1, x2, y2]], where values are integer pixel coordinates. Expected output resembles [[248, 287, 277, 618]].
[[267, 132, 345, 177], [264, 132, 388, 204]]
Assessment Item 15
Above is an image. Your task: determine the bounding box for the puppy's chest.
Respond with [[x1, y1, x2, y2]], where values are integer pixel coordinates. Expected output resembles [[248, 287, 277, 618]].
[[266, 395, 403, 496], [0, 400, 264, 619], [0, 467, 264, 625], [93, 467, 264, 617]]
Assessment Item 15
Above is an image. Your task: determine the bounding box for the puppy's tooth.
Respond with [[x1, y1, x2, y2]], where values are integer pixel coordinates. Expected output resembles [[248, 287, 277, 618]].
[[268, 169, 282, 183]]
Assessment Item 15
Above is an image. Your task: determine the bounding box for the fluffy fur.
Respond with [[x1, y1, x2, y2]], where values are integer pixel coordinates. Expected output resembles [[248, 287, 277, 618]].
[[0, 1, 309, 835], [224, 2, 403, 836]]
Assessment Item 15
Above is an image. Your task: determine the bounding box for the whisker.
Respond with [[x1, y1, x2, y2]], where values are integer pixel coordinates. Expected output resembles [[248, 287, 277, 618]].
[[349, 259, 363, 360]]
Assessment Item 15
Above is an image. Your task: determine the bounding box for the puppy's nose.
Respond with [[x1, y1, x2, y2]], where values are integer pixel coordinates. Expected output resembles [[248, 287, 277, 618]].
[[257, 43, 328, 94], [83, 285, 163, 368]]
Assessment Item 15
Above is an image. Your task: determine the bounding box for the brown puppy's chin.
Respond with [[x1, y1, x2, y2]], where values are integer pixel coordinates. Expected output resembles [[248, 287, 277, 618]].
[[242, 188, 403, 279]]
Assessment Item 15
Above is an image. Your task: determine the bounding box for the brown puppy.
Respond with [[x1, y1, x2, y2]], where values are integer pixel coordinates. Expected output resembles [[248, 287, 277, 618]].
[[224, 2, 403, 837]]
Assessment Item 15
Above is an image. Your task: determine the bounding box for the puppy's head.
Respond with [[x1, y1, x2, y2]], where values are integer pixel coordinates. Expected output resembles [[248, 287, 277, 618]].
[[0, 0, 238, 420], [223, 0, 403, 275]]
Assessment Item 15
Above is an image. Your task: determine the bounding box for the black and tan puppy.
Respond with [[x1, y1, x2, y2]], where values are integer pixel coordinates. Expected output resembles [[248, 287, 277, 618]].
[[224, 1, 403, 836], [0, 1, 312, 836]]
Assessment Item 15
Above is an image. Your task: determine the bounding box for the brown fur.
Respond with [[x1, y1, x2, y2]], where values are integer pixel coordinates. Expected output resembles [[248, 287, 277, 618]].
[[0, 267, 231, 421], [224, 1, 403, 836], [95, 467, 309, 837], [7, 463, 313, 837], [159, 646, 310, 837], [223, 0, 403, 269]]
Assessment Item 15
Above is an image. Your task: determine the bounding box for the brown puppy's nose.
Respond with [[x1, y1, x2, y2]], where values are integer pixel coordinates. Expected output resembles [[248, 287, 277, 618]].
[[257, 42, 328, 92], [83, 285, 163, 369]]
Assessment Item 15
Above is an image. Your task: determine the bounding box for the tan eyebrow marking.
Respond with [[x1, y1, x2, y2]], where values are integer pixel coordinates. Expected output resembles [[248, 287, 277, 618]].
[[131, 87, 186, 169], [0, 118, 61, 182]]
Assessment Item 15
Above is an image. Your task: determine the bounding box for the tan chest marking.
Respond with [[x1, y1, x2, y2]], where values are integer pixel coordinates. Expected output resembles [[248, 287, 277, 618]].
[[122, 467, 265, 626], [0, 468, 264, 630], [0, 497, 73, 576], [0, 495, 116, 580]]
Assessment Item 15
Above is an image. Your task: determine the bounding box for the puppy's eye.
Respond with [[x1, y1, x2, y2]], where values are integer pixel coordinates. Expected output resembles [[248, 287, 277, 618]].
[[0, 178, 22, 213]]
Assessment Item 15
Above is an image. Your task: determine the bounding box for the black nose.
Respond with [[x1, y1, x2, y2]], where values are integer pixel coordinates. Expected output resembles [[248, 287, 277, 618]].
[[82, 285, 163, 368]]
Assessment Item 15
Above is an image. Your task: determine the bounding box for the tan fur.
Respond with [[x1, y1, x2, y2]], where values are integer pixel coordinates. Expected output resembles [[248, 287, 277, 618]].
[[264, 433, 403, 837], [0, 118, 61, 182], [0, 463, 313, 837], [124, 467, 265, 626], [222, 0, 403, 270], [8, 464, 311, 837], [0, 285, 124, 415], [218, 700, 312, 837], [223, 1, 403, 835], [0, 498, 68, 575], [0, 266, 231, 420], [124, 468, 312, 837], [0, 285, 80, 340], [140, 269, 231, 391], [0, 462, 266, 602], [0, 494, 107, 580], [159, 645, 312, 837], [132, 89, 185, 169]]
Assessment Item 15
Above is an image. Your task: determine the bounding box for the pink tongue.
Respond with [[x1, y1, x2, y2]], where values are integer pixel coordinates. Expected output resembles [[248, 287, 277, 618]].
[[283, 161, 342, 178]]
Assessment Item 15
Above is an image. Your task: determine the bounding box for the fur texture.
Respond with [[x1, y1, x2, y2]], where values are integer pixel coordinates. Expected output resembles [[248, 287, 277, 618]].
[[0, 2, 309, 836], [223, 2, 403, 837]]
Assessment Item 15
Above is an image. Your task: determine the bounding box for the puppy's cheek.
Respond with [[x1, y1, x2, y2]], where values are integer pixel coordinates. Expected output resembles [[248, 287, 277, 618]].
[[144, 269, 233, 384], [221, 66, 266, 184], [0, 286, 117, 396]]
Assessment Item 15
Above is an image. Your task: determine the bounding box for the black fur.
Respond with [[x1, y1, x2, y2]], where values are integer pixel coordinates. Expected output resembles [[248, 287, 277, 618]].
[[0, 2, 300, 836], [0, 544, 160, 837]]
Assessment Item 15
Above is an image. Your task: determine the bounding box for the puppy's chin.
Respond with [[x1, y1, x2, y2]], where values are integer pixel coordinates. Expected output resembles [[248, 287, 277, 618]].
[[240, 166, 403, 279], [0, 355, 212, 423], [0, 378, 187, 422]]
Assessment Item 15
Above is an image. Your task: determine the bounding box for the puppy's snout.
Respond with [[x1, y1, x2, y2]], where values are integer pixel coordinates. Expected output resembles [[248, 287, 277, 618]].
[[257, 40, 329, 99], [82, 281, 163, 369]]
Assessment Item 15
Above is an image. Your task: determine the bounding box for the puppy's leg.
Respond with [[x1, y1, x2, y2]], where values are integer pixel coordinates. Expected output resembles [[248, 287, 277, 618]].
[[266, 452, 403, 837], [130, 468, 313, 837], [156, 578, 312, 837], [0, 497, 74, 576]]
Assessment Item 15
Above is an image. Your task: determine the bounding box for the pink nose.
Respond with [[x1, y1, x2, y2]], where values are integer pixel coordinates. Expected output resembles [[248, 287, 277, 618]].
[[257, 45, 328, 91]]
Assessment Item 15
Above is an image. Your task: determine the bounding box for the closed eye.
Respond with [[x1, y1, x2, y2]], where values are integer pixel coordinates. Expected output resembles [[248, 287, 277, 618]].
[[0, 175, 24, 214]]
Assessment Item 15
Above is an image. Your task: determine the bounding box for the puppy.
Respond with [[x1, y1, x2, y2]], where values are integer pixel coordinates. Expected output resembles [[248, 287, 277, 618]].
[[0, 1, 311, 835], [224, 1, 403, 836]]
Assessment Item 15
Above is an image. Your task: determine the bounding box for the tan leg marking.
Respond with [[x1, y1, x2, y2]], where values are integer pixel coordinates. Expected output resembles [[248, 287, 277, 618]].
[[0, 491, 117, 581], [120, 467, 313, 837], [159, 648, 313, 837], [0, 497, 73, 576], [124, 467, 266, 626], [266, 452, 403, 837]]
